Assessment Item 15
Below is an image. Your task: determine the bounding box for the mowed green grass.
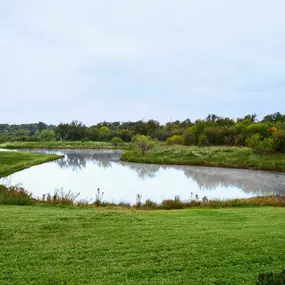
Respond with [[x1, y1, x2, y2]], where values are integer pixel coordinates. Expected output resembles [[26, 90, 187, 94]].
[[0, 151, 61, 177], [122, 144, 285, 172], [1, 206, 285, 285]]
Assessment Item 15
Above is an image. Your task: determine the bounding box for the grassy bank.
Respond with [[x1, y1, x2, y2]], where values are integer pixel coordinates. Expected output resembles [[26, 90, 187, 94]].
[[1, 185, 285, 208], [0, 141, 129, 150], [0, 151, 62, 178], [0, 206, 284, 285], [122, 144, 285, 172]]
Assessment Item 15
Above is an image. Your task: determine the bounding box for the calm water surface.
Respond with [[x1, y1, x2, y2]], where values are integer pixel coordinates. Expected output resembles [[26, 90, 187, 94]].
[[1, 149, 285, 203]]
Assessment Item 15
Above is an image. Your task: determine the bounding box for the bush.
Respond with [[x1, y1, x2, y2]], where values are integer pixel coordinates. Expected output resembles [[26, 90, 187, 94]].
[[235, 134, 247, 146], [198, 134, 208, 147], [246, 134, 261, 150], [183, 130, 196, 145], [40, 130, 56, 142], [256, 269, 285, 285], [132, 135, 153, 155], [161, 196, 184, 209], [166, 135, 184, 145], [142, 199, 158, 209], [246, 134, 274, 155], [259, 138, 275, 154], [247, 123, 270, 138], [111, 137, 124, 146], [273, 131, 285, 153], [0, 185, 34, 205]]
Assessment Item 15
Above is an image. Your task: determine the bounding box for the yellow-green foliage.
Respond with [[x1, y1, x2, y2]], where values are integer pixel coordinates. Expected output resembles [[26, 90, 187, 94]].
[[166, 135, 184, 145]]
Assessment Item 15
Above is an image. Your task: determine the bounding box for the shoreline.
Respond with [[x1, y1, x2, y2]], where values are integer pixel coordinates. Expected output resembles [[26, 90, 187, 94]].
[[1, 142, 285, 174]]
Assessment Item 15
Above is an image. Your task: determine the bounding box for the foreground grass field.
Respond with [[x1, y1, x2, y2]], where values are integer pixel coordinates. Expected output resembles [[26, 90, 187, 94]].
[[122, 144, 285, 172], [0, 151, 61, 178], [1, 206, 284, 285]]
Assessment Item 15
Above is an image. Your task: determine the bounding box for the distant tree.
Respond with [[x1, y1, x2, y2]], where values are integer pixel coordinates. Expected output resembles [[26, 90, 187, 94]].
[[40, 130, 56, 141], [132, 135, 153, 155], [38, 121, 47, 132], [146, 120, 160, 138], [99, 126, 111, 141], [111, 137, 124, 146]]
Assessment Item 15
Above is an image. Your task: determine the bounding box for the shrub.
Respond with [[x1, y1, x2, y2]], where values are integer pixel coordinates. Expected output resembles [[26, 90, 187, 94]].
[[161, 196, 184, 209], [132, 135, 153, 155], [0, 185, 34, 205], [256, 269, 285, 285], [166, 135, 184, 145], [111, 137, 124, 146], [40, 130, 56, 142], [259, 138, 275, 154], [235, 134, 247, 146], [204, 127, 219, 145], [142, 199, 158, 209], [246, 134, 261, 150], [198, 134, 208, 147], [183, 130, 196, 145], [246, 135, 274, 155], [247, 123, 270, 138], [273, 131, 285, 153]]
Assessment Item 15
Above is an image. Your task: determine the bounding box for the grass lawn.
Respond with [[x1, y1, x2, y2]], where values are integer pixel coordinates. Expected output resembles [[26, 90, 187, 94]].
[[0, 141, 128, 150], [0, 151, 61, 178], [0, 206, 284, 285], [122, 144, 285, 172]]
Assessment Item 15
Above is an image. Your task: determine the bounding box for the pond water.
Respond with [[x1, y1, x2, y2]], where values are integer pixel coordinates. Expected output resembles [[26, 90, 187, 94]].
[[1, 149, 285, 203]]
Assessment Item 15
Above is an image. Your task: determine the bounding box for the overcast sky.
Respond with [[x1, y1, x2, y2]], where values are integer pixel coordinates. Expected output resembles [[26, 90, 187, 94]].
[[1, 0, 285, 125]]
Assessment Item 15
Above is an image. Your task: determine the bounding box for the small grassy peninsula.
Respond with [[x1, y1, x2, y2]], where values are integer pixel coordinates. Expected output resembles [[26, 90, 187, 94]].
[[0, 151, 62, 178], [121, 144, 285, 172]]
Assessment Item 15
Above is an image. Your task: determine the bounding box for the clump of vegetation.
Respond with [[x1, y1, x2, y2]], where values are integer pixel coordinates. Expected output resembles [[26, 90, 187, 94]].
[[1, 184, 285, 209], [0, 185, 34, 205], [111, 137, 124, 146], [40, 129, 56, 142], [256, 269, 285, 285], [273, 131, 285, 153], [166, 135, 184, 145], [131, 135, 153, 155], [42, 189, 80, 205]]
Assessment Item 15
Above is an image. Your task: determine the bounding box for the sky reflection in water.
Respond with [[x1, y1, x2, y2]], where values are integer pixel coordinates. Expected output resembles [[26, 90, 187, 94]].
[[1, 149, 285, 203]]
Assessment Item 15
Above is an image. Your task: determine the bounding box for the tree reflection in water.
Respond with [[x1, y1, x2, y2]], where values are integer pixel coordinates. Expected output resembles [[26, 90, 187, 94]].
[[55, 149, 121, 171], [26, 149, 285, 196], [120, 161, 161, 179], [181, 166, 285, 195]]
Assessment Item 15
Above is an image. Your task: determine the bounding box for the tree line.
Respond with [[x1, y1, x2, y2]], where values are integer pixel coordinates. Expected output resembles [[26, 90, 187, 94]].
[[1, 112, 285, 153]]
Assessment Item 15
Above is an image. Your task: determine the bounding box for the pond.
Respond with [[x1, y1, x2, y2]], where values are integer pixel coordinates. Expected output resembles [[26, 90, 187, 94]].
[[1, 149, 285, 203]]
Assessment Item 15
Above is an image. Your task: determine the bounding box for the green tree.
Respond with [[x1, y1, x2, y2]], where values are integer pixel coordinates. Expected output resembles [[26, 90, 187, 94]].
[[111, 137, 124, 146], [99, 126, 111, 141], [40, 130, 56, 142], [132, 135, 153, 155]]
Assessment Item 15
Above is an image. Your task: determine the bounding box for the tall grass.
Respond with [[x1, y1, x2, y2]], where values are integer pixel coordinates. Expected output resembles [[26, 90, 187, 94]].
[[121, 144, 285, 172], [1, 185, 284, 209], [0, 185, 34, 205]]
